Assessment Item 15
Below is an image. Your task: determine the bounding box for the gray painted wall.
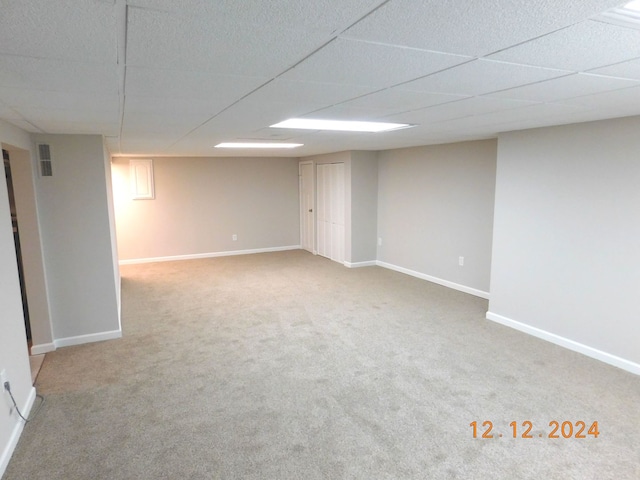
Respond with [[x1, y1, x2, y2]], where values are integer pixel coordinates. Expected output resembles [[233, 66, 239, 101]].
[[350, 151, 378, 264], [111, 156, 300, 260], [377, 140, 497, 294], [489, 117, 640, 365], [33, 134, 120, 340]]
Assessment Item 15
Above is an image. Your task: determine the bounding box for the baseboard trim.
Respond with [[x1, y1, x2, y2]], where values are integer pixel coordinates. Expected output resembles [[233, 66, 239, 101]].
[[486, 312, 640, 376], [0, 386, 36, 479], [119, 245, 302, 265], [376, 261, 490, 299], [54, 329, 122, 349], [29, 342, 56, 355], [344, 261, 377, 268]]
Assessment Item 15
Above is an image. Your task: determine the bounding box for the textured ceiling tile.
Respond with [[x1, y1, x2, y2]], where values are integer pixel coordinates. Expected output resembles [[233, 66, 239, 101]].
[[340, 88, 467, 110], [127, 0, 384, 31], [17, 107, 119, 124], [126, 7, 330, 77], [341, 0, 624, 56], [0, 0, 116, 62], [0, 56, 118, 94], [245, 79, 375, 107], [588, 58, 640, 80], [281, 38, 471, 88], [401, 59, 571, 96], [125, 67, 268, 100], [383, 97, 535, 125], [486, 73, 640, 102], [0, 88, 119, 114], [27, 118, 119, 135], [300, 104, 408, 121], [559, 84, 640, 109], [488, 20, 640, 71]]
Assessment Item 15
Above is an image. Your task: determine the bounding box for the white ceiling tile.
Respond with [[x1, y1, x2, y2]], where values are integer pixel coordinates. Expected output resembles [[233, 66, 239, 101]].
[[122, 110, 210, 134], [559, 84, 640, 111], [0, 0, 116, 62], [125, 95, 224, 117], [488, 20, 640, 71], [301, 104, 409, 121], [244, 79, 375, 107], [383, 97, 536, 125], [127, 0, 385, 32], [28, 118, 119, 135], [3, 118, 44, 133], [341, 0, 624, 56], [588, 58, 640, 80], [0, 56, 118, 94], [18, 107, 119, 125], [339, 88, 467, 110], [0, 88, 120, 114], [125, 67, 268, 100], [281, 38, 471, 88], [126, 7, 331, 77], [486, 73, 640, 103], [400, 59, 571, 96]]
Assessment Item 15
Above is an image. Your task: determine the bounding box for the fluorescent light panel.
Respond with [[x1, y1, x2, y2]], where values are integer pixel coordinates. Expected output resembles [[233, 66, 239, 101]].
[[214, 142, 303, 149], [625, 0, 640, 12], [599, 1, 640, 26], [270, 118, 413, 132]]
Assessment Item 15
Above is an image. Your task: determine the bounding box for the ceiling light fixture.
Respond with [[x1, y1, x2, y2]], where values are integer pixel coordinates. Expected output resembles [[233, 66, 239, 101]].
[[270, 118, 414, 133], [214, 142, 303, 149], [598, 1, 640, 27]]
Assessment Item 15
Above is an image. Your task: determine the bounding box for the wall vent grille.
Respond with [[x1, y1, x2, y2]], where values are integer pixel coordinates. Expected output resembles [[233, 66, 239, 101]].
[[37, 143, 53, 177]]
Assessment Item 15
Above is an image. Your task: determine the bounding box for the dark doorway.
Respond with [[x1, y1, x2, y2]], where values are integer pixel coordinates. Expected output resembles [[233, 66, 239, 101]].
[[3, 148, 31, 340]]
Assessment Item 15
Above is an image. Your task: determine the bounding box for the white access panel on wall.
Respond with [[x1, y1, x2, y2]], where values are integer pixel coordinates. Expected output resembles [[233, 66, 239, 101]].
[[130, 159, 155, 200], [316, 163, 345, 264]]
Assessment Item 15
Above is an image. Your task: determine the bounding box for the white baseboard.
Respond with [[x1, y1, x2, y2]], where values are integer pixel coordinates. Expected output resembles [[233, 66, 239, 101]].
[[486, 312, 640, 376], [0, 386, 36, 479], [344, 260, 377, 268], [119, 245, 302, 265], [29, 342, 55, 355], [376, 261, 490, 299], [54, 329, 122, 349]]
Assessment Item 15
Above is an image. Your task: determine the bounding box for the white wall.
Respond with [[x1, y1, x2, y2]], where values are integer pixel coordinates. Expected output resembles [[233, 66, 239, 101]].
[[488, 117, 640, 372], [377, 140, 497, 296], [0, 120, 36, 478], [33, 134, 120, 342], [111, 156, 300, 261]]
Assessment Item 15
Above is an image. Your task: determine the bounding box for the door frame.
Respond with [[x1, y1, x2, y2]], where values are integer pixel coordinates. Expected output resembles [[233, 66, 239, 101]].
[[299, 161, 315, 254]]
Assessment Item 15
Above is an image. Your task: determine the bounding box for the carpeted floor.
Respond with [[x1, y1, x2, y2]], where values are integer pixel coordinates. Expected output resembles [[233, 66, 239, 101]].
[[4, 250, 640, 479]]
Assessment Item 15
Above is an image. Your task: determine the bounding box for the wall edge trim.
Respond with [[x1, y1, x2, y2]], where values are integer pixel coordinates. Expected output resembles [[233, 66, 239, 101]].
[[118, 245, 302, 265], [376, 261, 490, 299], [54, 329, 122, 349], [344, 261, 377, 268], [29, 343, 56, 355], [0, 386, 36, 478], [486, 311, 639, 376]]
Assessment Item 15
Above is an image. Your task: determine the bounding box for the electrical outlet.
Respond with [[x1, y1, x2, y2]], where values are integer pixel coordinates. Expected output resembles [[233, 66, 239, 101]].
[[232, 234, 237, 241], [378, 237, 382, 246], [0, 369, 7, 389], [459, 256, 464, 266]]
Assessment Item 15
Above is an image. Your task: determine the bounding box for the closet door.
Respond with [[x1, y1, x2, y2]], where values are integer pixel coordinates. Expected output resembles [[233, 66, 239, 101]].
[[316, 163, 345, 264]]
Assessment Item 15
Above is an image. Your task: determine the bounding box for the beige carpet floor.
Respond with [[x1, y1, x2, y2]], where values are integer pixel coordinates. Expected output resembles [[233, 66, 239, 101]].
[[4, 250, 640, 479]]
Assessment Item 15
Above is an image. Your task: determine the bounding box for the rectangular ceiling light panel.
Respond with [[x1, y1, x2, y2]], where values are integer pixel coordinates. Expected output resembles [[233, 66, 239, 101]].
[[214, 142, 303, 149], [270, 118, 414, 132]]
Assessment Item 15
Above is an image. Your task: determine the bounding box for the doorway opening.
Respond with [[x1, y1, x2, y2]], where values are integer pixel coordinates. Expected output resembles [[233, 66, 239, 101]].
[[3, 148, 32, 342]]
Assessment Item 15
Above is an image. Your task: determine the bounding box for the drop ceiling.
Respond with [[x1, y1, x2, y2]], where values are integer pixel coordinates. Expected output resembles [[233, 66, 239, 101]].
[[1, 0, 639, 157]]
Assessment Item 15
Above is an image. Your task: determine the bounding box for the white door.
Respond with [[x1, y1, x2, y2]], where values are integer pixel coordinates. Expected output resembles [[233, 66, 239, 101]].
[[316, 163, 345, 264], [299, 162, 314, 253]]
